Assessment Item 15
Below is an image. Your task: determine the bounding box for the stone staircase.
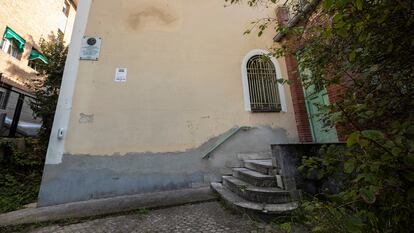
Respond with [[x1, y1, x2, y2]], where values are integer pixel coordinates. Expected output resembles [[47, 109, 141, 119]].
[[211, 153, 301, 215]]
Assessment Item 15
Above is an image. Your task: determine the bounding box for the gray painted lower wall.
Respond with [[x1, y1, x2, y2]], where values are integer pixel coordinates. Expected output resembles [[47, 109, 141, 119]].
[[38, 126, 296, 207]]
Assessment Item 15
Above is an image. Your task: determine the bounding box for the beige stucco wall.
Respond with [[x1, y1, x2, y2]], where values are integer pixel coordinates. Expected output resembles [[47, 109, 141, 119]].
[[0, 0, 76, 87], [65, 0, 299, 155]]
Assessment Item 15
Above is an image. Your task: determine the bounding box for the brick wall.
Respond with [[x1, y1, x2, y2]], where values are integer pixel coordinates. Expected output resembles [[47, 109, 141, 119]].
[[285, 55, 314, 142], [276, 6, 313, 142], [327, 83, 348, 142], [275, 4, 355, 143]]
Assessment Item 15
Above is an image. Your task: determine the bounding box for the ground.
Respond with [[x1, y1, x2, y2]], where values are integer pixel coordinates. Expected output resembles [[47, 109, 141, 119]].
[[27, 202, 280, 233]]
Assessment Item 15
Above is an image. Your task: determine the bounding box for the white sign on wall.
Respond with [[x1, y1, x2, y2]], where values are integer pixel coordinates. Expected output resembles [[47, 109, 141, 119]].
[[80, 36, 102, 60], [115, 68, 128, 82]]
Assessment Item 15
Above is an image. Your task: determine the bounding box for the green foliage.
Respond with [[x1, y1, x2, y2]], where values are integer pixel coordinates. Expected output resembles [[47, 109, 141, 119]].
[[295, 198, 365, 233], [226, 0, 414, 232], [0, 139, 44, 213], [29, 33, 68, 150], [0, 35, 66, 214]]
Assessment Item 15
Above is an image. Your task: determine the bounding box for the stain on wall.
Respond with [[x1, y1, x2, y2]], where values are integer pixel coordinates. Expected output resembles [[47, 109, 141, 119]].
[[128, 7, 178, 30], [123, 0, 182, 31], [79, 113, 94, 124]]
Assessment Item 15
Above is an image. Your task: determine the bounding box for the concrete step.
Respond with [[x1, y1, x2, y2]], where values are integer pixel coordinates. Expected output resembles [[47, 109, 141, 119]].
[[243, 159, 273, 175], [211, 182, 298, 215], [233, 168, 277, 187], [237, 152, 271, 161], [225, 160, 244, 168], [222, 176, 298, 204]]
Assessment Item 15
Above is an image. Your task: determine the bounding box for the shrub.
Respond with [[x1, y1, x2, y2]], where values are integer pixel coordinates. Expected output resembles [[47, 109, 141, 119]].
[[0, 139, 44, 213]]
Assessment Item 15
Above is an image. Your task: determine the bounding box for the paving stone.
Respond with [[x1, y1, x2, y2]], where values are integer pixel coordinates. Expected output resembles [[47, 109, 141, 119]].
[[28, 202, 282, 233]]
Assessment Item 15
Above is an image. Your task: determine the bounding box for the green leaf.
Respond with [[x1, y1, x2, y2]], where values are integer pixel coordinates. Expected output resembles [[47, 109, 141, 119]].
[[354, 174, 365, 182], [403, 155, 414, 167], [355, 0, 363, 10], [333, 14, 342, 24], [323, 0, 334, 10], [277, 78, 286, 84], [391, 146, 402, 155], [364, 173, 376, 184], [280, 222, 292, 232], [361, 130, 384, 141], [406, 125, 414, 135], [347, 132, 360, 147], [344, 216, 364, 233], [360, 186, 377, 204], [344, 160, 355, 174], [349, 50, 356, 62]]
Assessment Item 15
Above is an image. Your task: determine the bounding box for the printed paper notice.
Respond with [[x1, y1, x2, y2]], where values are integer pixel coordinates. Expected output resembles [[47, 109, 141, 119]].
[[115, 68, 127, 82]]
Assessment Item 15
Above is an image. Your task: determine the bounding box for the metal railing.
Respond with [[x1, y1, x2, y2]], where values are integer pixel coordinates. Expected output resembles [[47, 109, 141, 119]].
[[202, 126, 252, 159], [0, 76, 41, 137]]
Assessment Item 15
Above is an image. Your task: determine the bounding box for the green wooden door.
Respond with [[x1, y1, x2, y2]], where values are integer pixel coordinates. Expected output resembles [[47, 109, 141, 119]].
[[304, 85, 338, 143]]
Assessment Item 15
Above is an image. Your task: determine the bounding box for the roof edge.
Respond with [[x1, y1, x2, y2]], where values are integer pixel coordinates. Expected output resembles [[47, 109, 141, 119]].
[[274, 0, 321, 42]]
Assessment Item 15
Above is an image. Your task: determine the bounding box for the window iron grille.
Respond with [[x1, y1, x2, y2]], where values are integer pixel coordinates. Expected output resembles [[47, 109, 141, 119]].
[[246, 55, 281, 112]]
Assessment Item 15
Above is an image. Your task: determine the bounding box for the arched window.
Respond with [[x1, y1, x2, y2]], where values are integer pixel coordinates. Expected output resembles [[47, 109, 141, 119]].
[[241, 49, 287, 112]]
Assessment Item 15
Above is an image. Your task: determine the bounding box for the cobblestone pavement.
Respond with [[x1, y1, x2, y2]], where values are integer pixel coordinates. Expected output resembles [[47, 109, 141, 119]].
[[29, 202, 279, 233]]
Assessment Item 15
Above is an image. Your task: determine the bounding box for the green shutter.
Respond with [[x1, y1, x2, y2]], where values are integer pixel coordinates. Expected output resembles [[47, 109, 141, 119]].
[[29, 49, 49, 64], [3, 27, 26, 52]]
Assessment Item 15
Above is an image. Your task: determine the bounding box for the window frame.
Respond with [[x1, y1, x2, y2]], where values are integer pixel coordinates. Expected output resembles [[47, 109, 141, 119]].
[[1, 38, 22, 60], [241, 49, 287, 112], [62, 1, 70, 17]]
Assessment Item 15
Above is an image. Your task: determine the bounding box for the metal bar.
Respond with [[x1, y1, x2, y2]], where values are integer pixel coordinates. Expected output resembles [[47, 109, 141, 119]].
[[8, 93, 24, 137], [202, 126, 252, 159], [269, 65, 278, 110], [254, 60, 259, 109]]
